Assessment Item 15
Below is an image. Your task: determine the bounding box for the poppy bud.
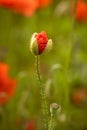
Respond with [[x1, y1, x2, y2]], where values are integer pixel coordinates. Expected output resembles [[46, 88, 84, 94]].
[[50, 103, 61, 115], [30, 31, 52, 55]]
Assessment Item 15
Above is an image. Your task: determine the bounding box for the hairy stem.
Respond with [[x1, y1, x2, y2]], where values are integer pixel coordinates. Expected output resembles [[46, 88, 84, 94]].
[[35, 55, 48, 130], [48, 113, 54, 130]]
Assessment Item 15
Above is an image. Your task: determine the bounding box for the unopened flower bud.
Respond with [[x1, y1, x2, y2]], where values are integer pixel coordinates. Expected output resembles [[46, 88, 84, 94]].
[[50, 103, 61, 115], [30, 31, 53, 55]]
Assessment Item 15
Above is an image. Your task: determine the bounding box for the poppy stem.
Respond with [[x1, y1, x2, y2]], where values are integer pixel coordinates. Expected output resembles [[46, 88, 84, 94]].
[[35, 55, 49, 130], [48, 113, 54, 130]]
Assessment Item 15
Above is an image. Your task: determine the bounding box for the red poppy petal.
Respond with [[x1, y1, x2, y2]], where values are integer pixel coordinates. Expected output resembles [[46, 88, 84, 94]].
[[7, 79, 17, 97]]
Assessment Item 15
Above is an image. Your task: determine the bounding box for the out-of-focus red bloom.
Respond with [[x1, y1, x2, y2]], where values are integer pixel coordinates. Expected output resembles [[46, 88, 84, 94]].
[[75, 0, 87, 22], [0, 62, 17, 105], [0, 0, 52, 16], [71, 89, 87, 105], [39, 0, 52, 8], [15, 119, 37, 130], [71, 0, 87, 22], [25, 120, 36, 130], [0, 0, 39, 16]]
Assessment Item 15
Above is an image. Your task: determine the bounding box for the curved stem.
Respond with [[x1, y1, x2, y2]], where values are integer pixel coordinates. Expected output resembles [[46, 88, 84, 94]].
[[35, 55, 48, 130], [48, 113, 54, 130]]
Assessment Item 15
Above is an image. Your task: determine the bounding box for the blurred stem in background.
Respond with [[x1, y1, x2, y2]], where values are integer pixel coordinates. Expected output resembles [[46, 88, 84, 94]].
[[35, 55, 49, 130], [0, 106, 9, 130], [62, 0, 77, 113]]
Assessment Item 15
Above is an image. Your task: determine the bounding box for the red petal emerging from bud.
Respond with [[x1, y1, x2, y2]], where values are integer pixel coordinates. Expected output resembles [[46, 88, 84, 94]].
[[35, 31, 48, 54]]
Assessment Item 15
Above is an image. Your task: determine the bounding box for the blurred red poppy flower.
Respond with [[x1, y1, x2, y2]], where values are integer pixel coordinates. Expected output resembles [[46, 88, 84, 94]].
[[0, 0, 39, 16], [0, 62, 17, 105], [25, 120, 36, 130], [71, 89, 87, 105], [0, 0, 52, 16], [39, 0, 52, 8], [75, 0, 87, 22]]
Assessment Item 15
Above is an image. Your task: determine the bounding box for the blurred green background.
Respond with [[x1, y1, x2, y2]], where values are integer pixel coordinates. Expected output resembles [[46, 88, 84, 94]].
[[0, 0, 87, 130]]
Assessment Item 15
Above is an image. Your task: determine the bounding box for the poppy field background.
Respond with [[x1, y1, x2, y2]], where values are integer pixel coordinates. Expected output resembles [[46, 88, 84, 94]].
[[0, 0, 87, 130]]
